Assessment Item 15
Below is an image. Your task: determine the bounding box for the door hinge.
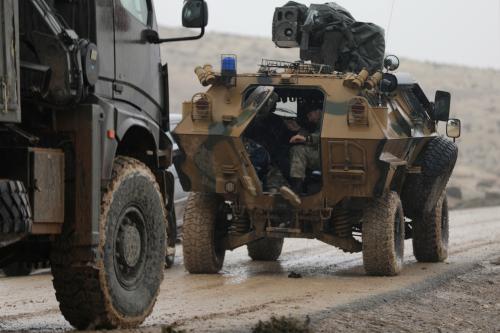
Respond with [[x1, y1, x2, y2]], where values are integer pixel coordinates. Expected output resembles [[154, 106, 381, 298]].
[[113, 83, 124, 94]]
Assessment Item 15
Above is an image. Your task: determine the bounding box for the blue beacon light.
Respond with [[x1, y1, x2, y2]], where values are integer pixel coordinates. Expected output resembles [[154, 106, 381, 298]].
[[221, 55, 237, 74], [221, 54, 237, 86]]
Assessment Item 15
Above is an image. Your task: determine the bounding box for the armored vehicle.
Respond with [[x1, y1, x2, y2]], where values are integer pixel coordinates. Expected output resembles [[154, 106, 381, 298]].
[[0, 0, 207, 329], [173, 2, 461, 276]]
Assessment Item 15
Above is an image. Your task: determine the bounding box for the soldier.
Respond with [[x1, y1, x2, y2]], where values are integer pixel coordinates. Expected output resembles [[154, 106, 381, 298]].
[[280, 107, 322, 206]]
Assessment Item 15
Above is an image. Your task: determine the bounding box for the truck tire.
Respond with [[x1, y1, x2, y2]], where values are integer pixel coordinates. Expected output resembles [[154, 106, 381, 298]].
[[51, 156, 166, 330], [362, 191, 405, 276], [247, 238, 284, 261], [2, 261, 32, 277], [402, 137, 458, 219], [183, 193, 226, 274], [0, 180, 32, 239], [413, 194, 449, 262]]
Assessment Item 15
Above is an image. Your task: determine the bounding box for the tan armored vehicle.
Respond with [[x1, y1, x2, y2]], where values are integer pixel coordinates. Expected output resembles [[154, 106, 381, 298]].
[[174, 2, 461, 276]]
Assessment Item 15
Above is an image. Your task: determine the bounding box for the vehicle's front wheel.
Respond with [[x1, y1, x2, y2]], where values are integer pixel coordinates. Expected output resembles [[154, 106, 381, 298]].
[[52, 156, 166, 329], [182, 193, 226, 274], [362, 191, 405, 276], [413, 194, 449, 262], [247, 238, 284, 261]]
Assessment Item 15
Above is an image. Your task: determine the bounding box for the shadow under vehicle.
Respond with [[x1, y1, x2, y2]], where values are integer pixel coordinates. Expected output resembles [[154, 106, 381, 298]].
[[173, 2, 461, 277], [0, 0, 207, 329]]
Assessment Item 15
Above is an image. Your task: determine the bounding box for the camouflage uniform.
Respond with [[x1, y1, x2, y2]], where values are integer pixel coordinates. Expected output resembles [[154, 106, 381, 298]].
[[289, 128, 320, 179]]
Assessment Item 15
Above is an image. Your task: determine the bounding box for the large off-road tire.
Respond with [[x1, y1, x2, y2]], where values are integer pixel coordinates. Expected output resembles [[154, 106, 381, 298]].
[[2, 261, 32, 277], [362, 191, 405, 276], [402, 137, 458, 219], [0, 180, 32, 245], [51, 156, 166, 330], [413, 194, 449, 262], [182, 193, 226, 274], [247, 238, 284, 261]]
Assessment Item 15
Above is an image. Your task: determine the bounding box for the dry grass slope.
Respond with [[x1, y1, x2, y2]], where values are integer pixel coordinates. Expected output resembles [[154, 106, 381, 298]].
[[160, 27, 500, 208]]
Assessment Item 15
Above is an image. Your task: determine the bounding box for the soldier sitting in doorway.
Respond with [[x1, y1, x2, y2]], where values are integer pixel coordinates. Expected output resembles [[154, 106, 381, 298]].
[[279, 105, 322, 206]]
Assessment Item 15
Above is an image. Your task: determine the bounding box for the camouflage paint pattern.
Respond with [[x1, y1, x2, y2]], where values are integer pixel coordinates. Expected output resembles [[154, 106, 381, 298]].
[[174, 69, 442, 252]]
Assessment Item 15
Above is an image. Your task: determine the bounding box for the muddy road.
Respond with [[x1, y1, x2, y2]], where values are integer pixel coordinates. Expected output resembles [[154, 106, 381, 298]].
[[1, 206, 500, 332]]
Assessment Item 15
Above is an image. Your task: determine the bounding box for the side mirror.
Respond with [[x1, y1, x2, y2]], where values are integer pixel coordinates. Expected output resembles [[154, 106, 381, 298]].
[[146, 1, 208, 44], [433, 91, 451, 121], [383, 55, 400, 72], [182, 0, 208, 28], [446, 118, 461, 140], [143, 29, 160, 43]]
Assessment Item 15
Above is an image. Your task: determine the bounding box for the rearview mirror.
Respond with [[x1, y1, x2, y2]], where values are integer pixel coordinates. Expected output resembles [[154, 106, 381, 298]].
[[182, 0, 208, 28], [433, 91, 451, 122], [446, 118, 461, 140]]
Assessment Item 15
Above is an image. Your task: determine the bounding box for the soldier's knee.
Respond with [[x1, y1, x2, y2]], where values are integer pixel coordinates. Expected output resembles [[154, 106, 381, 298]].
[[290, 145, 307, 159]]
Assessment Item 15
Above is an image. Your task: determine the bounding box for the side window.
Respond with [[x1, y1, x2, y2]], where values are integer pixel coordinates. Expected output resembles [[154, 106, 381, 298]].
[[120, 0, 150, 25]]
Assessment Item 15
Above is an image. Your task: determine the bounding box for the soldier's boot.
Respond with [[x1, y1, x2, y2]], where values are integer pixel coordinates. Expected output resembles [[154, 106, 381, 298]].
[[279, 178, 303, 207], [290, 177, 304, 195], [279, 186, 301, 207]]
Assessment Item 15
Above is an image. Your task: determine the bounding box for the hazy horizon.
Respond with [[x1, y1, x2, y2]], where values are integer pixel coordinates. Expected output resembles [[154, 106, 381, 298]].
[[154, 0, 500, 70]]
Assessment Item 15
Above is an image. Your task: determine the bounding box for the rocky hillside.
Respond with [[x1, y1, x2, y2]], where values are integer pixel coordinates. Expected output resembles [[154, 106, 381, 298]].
[[160, 27, 500, 208]]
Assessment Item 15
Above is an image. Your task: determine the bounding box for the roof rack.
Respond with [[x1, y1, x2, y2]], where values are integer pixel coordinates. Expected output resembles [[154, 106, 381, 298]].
[[258, 59, 334, 75]]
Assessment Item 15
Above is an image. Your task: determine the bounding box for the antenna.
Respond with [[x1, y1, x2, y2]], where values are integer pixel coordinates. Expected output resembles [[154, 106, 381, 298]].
[[385, 0, 397, 52]]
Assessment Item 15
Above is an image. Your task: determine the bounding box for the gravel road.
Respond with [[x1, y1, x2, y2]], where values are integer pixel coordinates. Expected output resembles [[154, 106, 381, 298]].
[[1, 206, 499, 332]]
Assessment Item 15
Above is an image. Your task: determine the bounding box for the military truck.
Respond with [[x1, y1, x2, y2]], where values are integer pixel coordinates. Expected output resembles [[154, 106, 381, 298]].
[[0, 0, 207, 329], [173, 2, 461, 277]]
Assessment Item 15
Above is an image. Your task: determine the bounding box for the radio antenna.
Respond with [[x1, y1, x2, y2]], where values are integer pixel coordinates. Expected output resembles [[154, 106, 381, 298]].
[[385, 0, 397, 52]]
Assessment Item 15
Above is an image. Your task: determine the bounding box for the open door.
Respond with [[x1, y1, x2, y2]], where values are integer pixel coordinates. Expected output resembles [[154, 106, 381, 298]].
[[0, 0, 21, 123]]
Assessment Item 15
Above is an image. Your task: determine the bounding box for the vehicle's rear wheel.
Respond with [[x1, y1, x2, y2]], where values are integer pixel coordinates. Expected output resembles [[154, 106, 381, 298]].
[[51, 156, 166, 329], [2, 261, 32, 277], [362, 191, 405, 276], [183, 193, 226, 274], [413, 194, 449, 262], [247, 238, 284, 261]]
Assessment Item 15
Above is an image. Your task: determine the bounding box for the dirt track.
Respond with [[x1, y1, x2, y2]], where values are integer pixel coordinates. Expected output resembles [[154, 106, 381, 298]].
[[1, 206, 500, 332]]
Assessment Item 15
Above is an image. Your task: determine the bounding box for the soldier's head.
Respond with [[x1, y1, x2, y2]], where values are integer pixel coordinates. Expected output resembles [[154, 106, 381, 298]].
[[306, 108, 322, 124]]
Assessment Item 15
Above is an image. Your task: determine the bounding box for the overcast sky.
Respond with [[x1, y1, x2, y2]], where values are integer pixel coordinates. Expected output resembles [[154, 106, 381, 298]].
[[154, 0, 500, 69]]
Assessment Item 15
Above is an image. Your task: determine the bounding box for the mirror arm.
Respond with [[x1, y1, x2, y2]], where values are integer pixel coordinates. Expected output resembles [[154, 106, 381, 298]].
[[154, 26, 205, 44]]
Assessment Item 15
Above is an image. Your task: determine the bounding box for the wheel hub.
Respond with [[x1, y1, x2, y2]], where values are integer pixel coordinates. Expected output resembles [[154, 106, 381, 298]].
[[118, 224, 142, 267], [114, 206, 147, 289]]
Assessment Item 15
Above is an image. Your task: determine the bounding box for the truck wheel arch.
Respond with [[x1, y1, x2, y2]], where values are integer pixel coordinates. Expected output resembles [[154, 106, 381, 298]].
[[115, 124, 159, 175]]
